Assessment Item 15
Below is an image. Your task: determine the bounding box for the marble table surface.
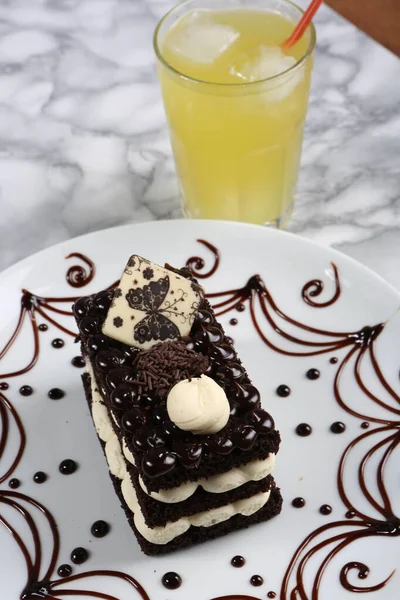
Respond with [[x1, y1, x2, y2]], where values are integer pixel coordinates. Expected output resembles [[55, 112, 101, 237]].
[[0, 0, 399, 289]]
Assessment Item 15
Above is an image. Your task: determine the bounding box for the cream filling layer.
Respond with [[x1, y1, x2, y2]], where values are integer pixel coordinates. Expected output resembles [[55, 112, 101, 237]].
[[87, 365, 272, 544], [89, 364, 275, 500]]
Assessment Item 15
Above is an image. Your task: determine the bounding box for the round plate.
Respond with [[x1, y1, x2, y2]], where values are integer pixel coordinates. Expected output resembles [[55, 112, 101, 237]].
[[0, 220, 399, 600]]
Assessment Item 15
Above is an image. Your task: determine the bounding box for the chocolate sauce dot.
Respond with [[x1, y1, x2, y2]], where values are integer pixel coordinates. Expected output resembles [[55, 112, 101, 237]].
[[57, 564, 72, 578], [70, 547, 88, 565], [0, 382, 9, 390], [330, 421, 346, 434], [38, 324, 48, 332], [161, 572, 182, 590], [59, 459, 78, 475], [292, 497, 306, 508], [91, 520, 110, 538], [267, 593, 277, 599], [52, 338, 65, 349], [9, 478, 20, 489], [361, 422, 370, 429], [33, 471, 47, 484], [236, 302, 245, 312], [306, 368, 320, 380], [71, 355, 86, 368], [296, 423, 312, 437], [346, 510, 356, 519], [330, 357, 338, 364], [229, 318, 238, 326], [19, 385, 33, 396], [231, 555, 246, 568], [250, 575, 264, 587], [320, 504, 332, 515], [276, 384, 290, 397], [48, 388, 65, 400]]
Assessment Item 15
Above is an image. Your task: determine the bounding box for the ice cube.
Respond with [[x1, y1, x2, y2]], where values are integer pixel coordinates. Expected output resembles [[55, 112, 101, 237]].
[[169, 13, 240, 65], [230, 46, 304, 101], [234, 46, 296, 82]]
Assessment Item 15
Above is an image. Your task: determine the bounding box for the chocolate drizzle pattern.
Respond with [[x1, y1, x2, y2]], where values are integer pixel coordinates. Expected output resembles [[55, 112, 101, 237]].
[[0, 490, 150, 600], [301, 263, 341, 308], [0, 253, 96, 484], [65, 252, 95, 288], [0, 239, 399, 599], [185, 239, 399, 599]]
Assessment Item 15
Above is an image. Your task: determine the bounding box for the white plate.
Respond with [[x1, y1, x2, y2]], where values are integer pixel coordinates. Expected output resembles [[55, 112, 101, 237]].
[[0, 220, 399, 600]]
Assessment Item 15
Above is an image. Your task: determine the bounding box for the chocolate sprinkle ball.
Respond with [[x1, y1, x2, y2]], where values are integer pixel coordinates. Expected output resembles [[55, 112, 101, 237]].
[[306, 368, 320, 380], [19, 385, 33, 396], [70, 547, 88, 565], [33, 471, 47, 484], [330, 357, 338, 364], [231, 555, 246, 568], [136, 340, 209, 399], [320, 504, 332, 515], [276, 384, 290, 397], [59, 459, 78, 475], [267, 593, 277, 598], [292, 497, 306, 508], [346, 510, 356, 519], [91, 520, 110, 538], [250, 575, 264, 587], [52, 338, 65, 349], [48, 388, 65, 400], [57, 564, 72, 578], [0, 382, 9, 390], [296, 423, 312, 437], [229, 318, 238, 326], [361, 422, 370, 429], [71, 355, 86, 368], [162, 572, 182, 590], [38, 323, 48, 331], [9, 478, 20, 489]]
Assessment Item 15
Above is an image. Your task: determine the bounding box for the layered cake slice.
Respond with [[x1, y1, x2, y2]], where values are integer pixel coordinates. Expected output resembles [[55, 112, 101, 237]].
[[74, 254, 282, 555]]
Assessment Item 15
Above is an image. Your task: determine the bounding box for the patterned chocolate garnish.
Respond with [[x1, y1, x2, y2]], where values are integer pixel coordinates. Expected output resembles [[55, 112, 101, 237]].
[[136, 340, 209, 399], [102, 255, 203, 349]]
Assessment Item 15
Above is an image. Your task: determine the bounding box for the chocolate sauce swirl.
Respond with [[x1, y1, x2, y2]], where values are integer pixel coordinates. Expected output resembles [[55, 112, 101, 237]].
[[185, 239, 220, 279], [65, 253, 95, 288], [301, 263, 341, 308]]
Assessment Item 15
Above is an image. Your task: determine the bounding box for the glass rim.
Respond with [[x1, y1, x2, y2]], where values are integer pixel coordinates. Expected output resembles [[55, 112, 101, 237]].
[[153, 0, 316, 88]]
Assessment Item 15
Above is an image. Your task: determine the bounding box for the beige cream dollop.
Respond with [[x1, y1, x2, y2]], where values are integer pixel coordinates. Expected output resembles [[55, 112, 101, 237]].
[[167, 375, 230, 435]]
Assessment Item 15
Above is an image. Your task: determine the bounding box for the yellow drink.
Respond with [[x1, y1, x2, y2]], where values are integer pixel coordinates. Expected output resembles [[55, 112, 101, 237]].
[[155, 0, 315, 226]]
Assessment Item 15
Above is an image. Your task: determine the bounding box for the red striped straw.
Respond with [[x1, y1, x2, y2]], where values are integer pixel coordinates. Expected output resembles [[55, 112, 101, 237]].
[[282, 0, 323, 49]]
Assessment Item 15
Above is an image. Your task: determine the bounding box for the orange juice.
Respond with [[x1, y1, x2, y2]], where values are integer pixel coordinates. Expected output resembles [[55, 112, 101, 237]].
[[155, 1, 315, 226]]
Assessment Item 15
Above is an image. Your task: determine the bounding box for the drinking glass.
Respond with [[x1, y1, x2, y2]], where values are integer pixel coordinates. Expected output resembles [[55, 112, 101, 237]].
[[154, 0, 316, 227]]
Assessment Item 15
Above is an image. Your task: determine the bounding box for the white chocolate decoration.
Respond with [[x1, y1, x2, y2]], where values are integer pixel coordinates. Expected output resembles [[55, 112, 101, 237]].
[[167, 375, 230, 435], [102, 255, 202, 349]]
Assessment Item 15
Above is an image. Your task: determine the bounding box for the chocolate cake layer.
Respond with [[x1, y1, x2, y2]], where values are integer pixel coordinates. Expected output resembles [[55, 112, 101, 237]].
[[84, 371, 275, 528], [74, 260, 283, 555], [114, 472, 282, 556], [76, 284, 281, 492]]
